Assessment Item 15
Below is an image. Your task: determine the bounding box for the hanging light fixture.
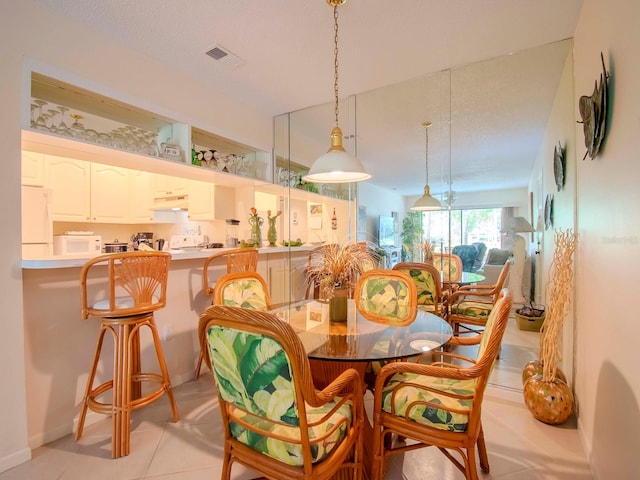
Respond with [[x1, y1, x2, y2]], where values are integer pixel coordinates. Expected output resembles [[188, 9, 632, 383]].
[[303, 0, 371, 184], [411, 121, 441, 210]]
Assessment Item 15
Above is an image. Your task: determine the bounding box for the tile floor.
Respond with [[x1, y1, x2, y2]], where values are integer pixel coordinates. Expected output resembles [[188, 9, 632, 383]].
[[0, 312, 593, 479]]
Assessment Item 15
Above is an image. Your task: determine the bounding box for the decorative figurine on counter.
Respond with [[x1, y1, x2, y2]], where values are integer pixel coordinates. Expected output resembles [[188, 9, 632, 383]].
[[267, 210, 282, 247], [248, 207, 263, 247]]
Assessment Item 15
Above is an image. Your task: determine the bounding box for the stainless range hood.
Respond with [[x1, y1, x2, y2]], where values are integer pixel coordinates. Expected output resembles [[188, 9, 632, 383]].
[[152, 195, 188, 211]]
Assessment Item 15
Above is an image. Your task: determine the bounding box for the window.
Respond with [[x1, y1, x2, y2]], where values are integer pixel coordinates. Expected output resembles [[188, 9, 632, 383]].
[[423, 208, 503, 253]]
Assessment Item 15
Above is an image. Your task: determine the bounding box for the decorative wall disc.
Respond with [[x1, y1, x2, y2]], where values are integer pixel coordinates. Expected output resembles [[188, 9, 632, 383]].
[[554, 142, 565, 192], [578, 52, 609, 160]]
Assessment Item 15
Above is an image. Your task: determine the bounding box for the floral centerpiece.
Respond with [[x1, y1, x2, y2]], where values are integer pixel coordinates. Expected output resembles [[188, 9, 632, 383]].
[[306, 242, 379, 300]]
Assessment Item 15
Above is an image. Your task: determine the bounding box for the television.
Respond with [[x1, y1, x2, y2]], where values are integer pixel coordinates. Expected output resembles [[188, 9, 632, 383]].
[[378, 215, 396, 247]]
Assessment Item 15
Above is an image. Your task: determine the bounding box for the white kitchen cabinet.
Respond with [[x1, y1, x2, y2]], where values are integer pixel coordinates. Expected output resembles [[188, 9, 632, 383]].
[[130, 170, 156, 223], [44, 155, 91, 222], [153, 174, 188, 198], [22, 151, 45, 186], [90, 163, 131, 223], [187, 180, 235, 221]]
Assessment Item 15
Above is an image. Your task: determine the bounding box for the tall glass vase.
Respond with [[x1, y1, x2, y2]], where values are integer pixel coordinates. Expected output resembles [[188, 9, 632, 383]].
[[267, 218, 277, 246], [249, 214, 263, 247]]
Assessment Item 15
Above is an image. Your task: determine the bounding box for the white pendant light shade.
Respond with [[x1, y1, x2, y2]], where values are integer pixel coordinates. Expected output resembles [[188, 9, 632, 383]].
[[303, 0, 370, 184], [411, 121, 441, 211], [303, 127, 371, 183], [411, 184, 442, 210]]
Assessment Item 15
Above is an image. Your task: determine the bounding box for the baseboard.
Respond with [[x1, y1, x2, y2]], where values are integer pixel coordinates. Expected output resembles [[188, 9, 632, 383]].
[[0, 447, 31, 475]]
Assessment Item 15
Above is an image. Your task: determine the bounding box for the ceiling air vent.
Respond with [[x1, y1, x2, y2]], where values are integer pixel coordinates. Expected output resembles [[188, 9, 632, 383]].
[[204, 44, 244, 69]]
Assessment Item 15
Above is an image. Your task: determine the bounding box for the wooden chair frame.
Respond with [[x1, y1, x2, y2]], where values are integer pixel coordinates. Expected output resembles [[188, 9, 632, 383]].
[[195, 249, 259, 379], [203, 247, 258, 296], [200, 305, 364, 480], [354, 269, 417, 326], [392, 261, 444, 316], [447, 261, 511, 335], [371, 289, 513, 480], [76, 251, 179, 458], [196, 271, 274, 379]]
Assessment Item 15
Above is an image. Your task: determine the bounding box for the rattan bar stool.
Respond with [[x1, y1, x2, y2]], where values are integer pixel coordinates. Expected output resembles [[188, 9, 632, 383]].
[[76, 251, 179, 458]]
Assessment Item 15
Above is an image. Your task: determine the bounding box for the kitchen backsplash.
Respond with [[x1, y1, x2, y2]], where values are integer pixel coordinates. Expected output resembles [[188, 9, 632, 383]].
[[53, 213, 229, 251]]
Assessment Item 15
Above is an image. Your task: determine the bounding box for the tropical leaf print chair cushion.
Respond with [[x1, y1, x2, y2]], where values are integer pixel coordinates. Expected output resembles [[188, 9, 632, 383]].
[[214, 271, 273, 311], [393, 262, 443, 315], [199, 306, 364, 479], [433, 253, 463, 282], [355, 269, 417, 326], [449, 300, 492, 319], [207, 326, 351, 465], [380, 374, 476, 431]]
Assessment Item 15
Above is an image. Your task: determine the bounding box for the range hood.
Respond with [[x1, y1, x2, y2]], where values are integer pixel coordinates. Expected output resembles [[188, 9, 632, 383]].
[[152, 195, 188, 211]]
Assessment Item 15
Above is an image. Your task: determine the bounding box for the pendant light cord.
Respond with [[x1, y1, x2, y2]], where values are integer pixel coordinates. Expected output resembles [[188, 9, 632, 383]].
[[423, 121, 431, 185], [333, 4, 340, 127]]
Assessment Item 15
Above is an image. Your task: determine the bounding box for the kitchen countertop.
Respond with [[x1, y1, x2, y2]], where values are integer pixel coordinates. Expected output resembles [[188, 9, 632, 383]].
[[21, 245, 317, 269]]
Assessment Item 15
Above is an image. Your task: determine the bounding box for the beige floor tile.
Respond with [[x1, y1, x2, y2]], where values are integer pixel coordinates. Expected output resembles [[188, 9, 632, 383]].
[[0, 312, 592, 480]]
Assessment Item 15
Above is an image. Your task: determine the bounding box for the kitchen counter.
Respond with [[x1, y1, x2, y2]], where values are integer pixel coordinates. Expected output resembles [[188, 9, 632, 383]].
[[21, 243, 313, 448], [21, 245, 316, 269]]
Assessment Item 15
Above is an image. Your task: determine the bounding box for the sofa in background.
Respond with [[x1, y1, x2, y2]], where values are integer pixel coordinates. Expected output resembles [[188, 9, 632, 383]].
[[478, 248, 512, 285]]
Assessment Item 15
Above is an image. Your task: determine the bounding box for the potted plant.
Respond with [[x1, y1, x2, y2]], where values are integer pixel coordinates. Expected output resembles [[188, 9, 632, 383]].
[[400, 211, 423, 262], [305, 242, 379, 321]]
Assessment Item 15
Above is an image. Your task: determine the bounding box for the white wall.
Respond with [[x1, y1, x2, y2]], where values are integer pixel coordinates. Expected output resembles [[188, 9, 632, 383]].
[[527, 48, 577, 381], [572, 1, 640, 477], [358, 182, 405, 245], [0, 1, 272, 472]]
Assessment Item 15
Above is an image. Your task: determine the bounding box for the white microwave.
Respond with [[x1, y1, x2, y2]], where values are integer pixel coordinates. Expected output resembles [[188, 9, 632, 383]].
[[53, 235, 102, 256]]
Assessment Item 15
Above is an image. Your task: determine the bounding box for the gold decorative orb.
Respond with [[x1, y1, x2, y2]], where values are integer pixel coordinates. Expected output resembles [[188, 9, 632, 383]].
[[523, 375, 574, 425], [522, 361, 568, 385]]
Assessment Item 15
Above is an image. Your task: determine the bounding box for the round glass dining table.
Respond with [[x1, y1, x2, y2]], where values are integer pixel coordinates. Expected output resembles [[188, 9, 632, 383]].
[[269, 299, 453, 363]]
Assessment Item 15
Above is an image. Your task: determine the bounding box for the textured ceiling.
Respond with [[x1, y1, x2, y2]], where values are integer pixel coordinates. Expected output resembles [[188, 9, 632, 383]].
[[32, 0, 583, 198]]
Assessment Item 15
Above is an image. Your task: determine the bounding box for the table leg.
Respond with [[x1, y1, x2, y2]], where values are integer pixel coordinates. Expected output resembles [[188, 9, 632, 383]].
[[309, 360, 376, 480]]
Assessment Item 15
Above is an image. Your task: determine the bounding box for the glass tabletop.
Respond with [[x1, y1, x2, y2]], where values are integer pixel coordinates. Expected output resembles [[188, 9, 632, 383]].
[[442, 271, 485, 285], [270, 299, 452, 362]]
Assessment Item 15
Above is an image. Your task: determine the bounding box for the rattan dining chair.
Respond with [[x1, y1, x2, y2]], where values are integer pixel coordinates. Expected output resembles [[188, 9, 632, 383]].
[[196, 271, 273, 379], [76, 251, 179, 458], [371, 289, 513, 480], [392, 261, 444, 316], [194, 248, 259, 379], [354, 269, 418, 326], [200, 305, 364, 480], [202, 247, 258, 296], [448, 260, 511, 336]]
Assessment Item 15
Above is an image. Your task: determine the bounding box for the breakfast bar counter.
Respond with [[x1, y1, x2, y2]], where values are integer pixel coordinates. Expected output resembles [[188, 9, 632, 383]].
[[20, 246, 312, 449]]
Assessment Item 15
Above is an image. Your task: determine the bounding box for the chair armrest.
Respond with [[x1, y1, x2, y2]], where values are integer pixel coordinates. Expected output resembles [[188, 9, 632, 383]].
[[313, 367, 363, 406]]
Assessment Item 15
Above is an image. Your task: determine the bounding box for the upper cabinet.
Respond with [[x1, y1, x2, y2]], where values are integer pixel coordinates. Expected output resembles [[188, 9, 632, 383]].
[[90, 163, 131, 223], [44, 155, 91, 222], [21, 151, 45, 187]]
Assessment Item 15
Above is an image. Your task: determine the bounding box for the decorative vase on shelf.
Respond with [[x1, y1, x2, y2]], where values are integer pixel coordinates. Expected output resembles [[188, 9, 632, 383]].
[[248, 207, 263, 247], [267, 210, 282, 247]]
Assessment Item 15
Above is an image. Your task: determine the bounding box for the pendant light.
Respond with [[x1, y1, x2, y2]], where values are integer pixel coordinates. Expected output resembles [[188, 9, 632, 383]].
[[303, 0, 371, 184], [411, 121, 441, 210]]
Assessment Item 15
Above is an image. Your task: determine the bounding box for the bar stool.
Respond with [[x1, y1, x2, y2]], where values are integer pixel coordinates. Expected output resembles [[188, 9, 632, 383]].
[[194, 248, 258, 379], [76, 251, 179, 458]]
